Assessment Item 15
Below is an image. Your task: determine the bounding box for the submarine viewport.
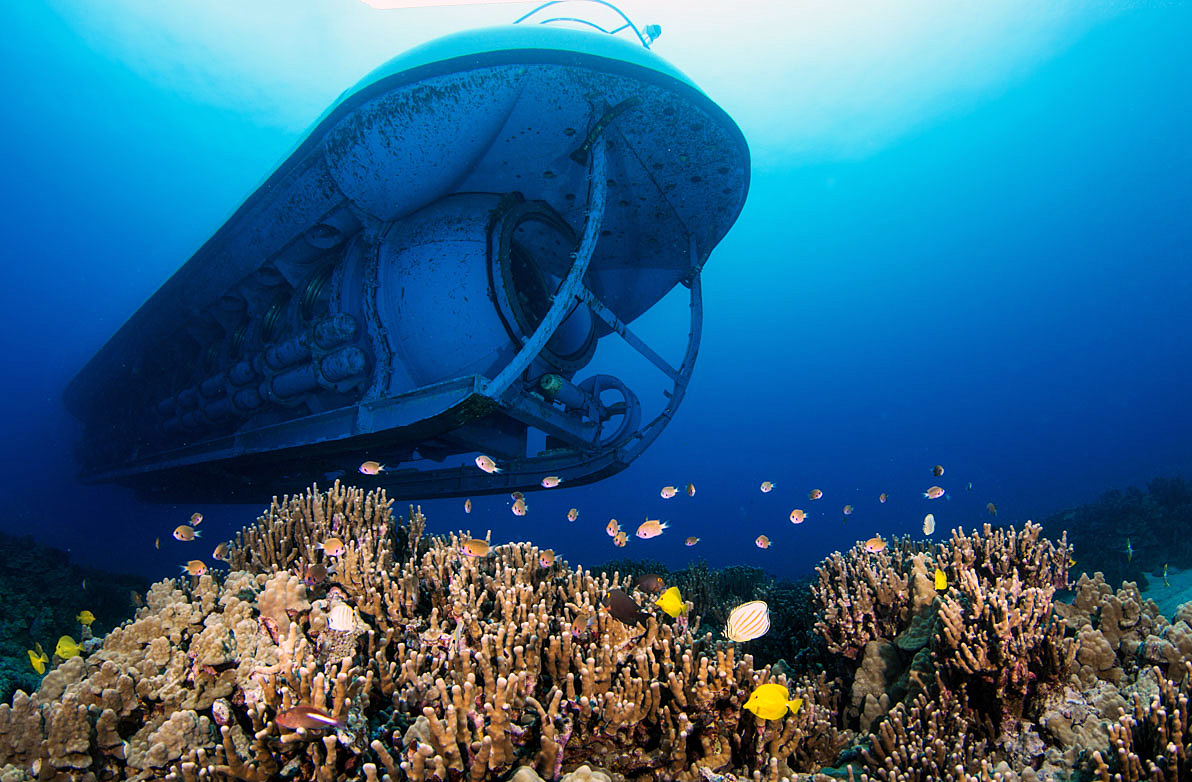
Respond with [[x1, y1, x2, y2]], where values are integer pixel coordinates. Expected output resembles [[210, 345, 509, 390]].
[[63, 3, 751, 502]]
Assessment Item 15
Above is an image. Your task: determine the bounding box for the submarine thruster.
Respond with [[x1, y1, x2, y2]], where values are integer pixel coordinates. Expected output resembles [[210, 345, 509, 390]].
[[64, 5, 750, 502]]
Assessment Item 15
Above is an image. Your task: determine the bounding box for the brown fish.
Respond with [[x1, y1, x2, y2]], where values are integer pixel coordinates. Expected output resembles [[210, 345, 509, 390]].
[[173, 525, 200, 542], [303, 562, 328, 586], [276, 704, 344, 731], [986, 502, 997, 517], [190, 512, 204, 525], [932, 464, 945, 477], [211, 542, 230, 562], [808, 489, 823, 500], [570, 612, 596, 639], [604, 588, 648, 626], [319, 537, 346, 557], [459, 538, 490, 557], [923, 486, 945, 499], [180, 560, 207, 576], [358, 460, 385, 475], [636, 573, 666, 593]]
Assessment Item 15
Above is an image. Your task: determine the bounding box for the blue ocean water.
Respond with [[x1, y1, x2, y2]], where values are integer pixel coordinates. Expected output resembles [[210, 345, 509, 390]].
[[0, 1, 1188, 589]]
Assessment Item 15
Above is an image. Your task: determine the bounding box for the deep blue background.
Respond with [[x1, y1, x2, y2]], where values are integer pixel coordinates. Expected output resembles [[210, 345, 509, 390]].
[[0, 3, 1188, 584]]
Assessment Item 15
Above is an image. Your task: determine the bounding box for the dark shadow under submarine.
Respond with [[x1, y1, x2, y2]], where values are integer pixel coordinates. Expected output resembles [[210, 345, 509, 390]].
[[63, 9, 750, 503]]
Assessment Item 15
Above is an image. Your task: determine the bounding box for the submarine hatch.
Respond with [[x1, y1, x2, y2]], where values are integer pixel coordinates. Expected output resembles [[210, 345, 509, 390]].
[[63, 5, 750, 502]]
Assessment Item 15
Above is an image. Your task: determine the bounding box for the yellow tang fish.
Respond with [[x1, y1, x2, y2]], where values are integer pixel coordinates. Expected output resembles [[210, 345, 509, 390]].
[[76, 610, 95, 626], [743, 683, 803, 721], [934, 568, 948, 592], [27, 643, 48, 674], [55, 635, 82, 660], [654, 586, 687, 618]]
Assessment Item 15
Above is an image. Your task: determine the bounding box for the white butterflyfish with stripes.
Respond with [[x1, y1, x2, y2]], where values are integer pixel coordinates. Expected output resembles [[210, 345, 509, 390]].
[[724, 600, 770, 642]]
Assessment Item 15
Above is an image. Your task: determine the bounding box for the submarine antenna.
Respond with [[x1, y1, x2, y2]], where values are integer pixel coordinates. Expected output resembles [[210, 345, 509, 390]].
[[513, 0, 660, 48]]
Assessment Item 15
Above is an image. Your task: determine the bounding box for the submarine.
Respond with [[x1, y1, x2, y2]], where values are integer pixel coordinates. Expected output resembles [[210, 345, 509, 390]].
[[63, 3, 750, 502]]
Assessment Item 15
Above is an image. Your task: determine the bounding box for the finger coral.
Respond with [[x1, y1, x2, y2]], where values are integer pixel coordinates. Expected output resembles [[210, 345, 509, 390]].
[[0, 481, 842, 781]]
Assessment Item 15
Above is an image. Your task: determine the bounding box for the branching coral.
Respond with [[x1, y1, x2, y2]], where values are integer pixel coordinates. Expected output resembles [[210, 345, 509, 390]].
[[0, 482, 843, 782]]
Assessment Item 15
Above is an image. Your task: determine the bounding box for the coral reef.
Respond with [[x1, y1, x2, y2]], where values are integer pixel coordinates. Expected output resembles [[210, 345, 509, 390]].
[[1042, 475, 1192, 590], [0, 529, 147, 704], [6, 482, 1192, 782], [0, 482, 841, 781]]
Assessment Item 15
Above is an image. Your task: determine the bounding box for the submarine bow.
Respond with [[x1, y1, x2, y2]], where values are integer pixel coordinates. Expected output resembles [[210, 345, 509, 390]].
[[64, 23, 750, 502]]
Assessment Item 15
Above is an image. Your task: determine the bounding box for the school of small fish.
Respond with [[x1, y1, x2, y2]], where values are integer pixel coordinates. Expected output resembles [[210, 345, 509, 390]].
[[423, 461, 1000, 585]]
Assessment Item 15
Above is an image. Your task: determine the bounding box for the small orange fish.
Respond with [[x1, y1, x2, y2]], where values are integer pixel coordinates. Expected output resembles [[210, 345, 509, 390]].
[[685, 536, 700, 546], [567, 508, 579, 522], [303, 562, 329, 586], [570, 612, 596, 638], [512, 498, 528, 516], [190, 512, 203, 525], [475, 455, 501, 474], [636, 518, 668, 539], [319, 537, 346, 557], [986, 502, 997, 517], [660, 486, 678, 499], [809, 489, 823, 500], [212, 542, 230, 562], [173, 525, 200, 542], [464, 498, 472, 514], [760, 481, 775, 493], [755, 535, 771, 549], [789, 509, 806, 524], [511, 491, 525, 502], [276, 704, 344, 731], [842, 505, 854, 516], [686, 483, 696, 497], [878, 493, 887, 504], [459, 538, 491, 557], [180, 560, 207, 576], [539, 549, 555, 567], [932, 464, 945, 477], [924, 486, 945, 499], [541, 476, 562, 488], [606, 519, 620, 537], [154, 537, 160, 550], [613, 531, 628, 547], [864, 535, 886, 554], [359, 460, 385, 475]]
